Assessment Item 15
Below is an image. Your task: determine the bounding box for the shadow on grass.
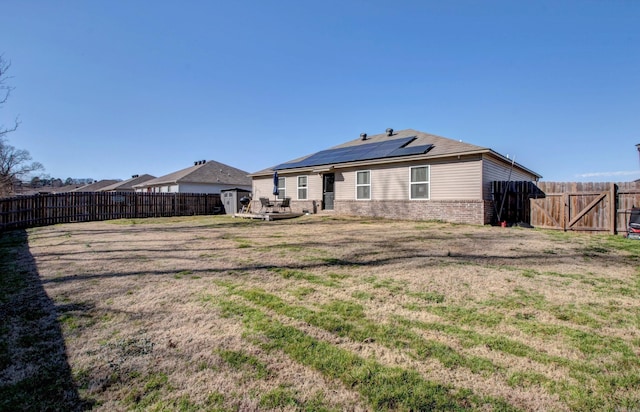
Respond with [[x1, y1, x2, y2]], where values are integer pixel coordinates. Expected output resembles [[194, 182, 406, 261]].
[[0, 229, 93, 411]]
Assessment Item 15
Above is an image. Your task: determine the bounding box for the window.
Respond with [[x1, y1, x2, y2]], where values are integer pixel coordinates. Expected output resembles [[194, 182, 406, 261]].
[[277, 177, 286, 199], [356, 170, 371, 200], [297, 176, 308, 200], [410, 166, 430, 199]]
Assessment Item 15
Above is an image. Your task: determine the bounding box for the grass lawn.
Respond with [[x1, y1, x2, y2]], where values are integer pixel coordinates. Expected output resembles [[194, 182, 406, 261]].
[[1, 215, 639, 411]]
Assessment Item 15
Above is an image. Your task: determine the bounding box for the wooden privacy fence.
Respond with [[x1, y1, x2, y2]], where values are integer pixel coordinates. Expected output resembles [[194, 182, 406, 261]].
[[490, 181, 544, 225], [530, 182, 640, 234], [0, 192, 223, 231]]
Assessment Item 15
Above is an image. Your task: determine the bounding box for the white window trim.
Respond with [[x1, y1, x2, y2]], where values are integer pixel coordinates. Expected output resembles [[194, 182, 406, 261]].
[[356, 170, 371, 200], [297, 176, 308, 200], [410, 165, 430, 200]]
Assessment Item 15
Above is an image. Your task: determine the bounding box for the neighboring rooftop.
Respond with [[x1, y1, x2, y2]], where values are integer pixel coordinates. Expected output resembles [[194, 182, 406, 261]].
[[134, 160, 251, 187], [70, 179, 120, 192], [98, 174, 156, 191]]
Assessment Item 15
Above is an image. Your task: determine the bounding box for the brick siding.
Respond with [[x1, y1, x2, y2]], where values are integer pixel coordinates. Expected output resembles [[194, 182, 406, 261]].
[[331, 200, 488, 225], [255, 198, 494, 225]]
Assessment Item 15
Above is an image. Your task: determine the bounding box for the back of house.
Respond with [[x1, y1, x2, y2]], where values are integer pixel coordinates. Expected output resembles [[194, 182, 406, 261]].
[[249, 128, 540, 224]]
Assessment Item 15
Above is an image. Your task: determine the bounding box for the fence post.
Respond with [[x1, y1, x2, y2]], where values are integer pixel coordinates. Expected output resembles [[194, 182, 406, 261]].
[[562, 193, 569, 231], [610, 183, 617, 235]]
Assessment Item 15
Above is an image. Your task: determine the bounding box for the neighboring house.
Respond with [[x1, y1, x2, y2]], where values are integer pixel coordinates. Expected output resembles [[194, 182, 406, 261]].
[[98, 174, 156, 192], [70, 180, 120, 192], [50, 184, 83, 193], [249, 128, 541, 225], [133, 160, 252, 194]]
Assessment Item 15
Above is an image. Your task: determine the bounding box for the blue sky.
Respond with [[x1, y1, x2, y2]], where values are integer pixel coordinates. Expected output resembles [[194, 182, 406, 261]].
[[1, 1, 639, 182]]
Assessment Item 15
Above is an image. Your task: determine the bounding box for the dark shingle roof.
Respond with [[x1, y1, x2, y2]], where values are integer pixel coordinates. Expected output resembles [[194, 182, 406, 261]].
[[251, 128, 540, 178], [332, 129, 486, 155], [98, 174, 156, 191], [70, 180, 120, 192], [135, 160, 251, 187]]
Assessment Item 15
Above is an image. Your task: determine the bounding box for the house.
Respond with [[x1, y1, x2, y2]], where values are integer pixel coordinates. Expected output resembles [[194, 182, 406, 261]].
[[249, 128, 541, 225], [70, 179, 120, 192], [133, 160, 252, 194], [97, 174, 156, 192]]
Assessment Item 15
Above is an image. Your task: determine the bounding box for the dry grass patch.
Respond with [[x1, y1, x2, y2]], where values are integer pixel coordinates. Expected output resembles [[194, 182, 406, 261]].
[[1, 215, 640, 411]]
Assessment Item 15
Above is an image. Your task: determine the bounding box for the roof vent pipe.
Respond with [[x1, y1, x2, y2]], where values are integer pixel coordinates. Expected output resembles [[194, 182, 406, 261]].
[[386, 128, 393, 136], [360, 133, 367, 140]]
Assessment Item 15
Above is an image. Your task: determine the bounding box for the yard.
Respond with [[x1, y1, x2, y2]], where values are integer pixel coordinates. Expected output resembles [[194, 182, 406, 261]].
[[1, 215, 639, 411]]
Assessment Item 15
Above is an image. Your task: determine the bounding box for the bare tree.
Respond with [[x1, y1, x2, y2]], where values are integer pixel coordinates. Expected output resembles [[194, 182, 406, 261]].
[[0, 54, 44, 196], [0, 139, 44, 196], [1, 55, 19, 139]]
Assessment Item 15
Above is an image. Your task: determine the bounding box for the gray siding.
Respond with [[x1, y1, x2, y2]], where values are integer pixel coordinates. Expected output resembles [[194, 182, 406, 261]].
[[373, 168, 407, 200], [253, 177, 275, 199], [307, 174, 323, 201], [431, 159, 482, 200], [482, 156, 537, 199], [339, 167, 412, 200], [336, 170, 354, 201], [335, 157, 483, 201], [253, 175, 323, 200]]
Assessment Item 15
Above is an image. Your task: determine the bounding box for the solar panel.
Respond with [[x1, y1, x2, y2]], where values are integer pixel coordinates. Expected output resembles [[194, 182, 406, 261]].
[[360, 139, 411, 160], [273, 136, 428, 170], [389, 144, 434, 157]]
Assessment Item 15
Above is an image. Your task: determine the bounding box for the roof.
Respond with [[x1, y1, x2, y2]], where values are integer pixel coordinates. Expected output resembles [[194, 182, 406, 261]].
[[98, 174, 156, 191], [52, 184, 84, 193], [70, 179, 120, 192], [273, 135, 435, 170], [134, 160, 251, 188], [251, 128, 541, 178]]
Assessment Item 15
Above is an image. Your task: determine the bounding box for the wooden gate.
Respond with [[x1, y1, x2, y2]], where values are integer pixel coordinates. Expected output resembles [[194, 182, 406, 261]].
[[530, 182, 640, 234]]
